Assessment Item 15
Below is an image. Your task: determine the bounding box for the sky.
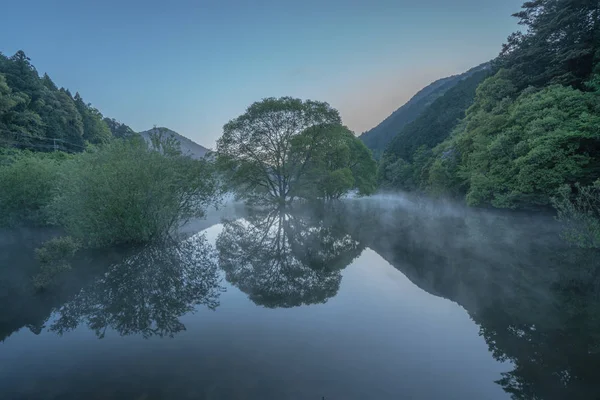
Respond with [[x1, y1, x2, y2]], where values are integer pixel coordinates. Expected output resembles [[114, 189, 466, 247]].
[[2, 0, 524, 148]]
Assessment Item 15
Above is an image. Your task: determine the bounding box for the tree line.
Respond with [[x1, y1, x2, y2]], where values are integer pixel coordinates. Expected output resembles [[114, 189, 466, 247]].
[[0, 51, 138, 152], [376, 0, 600, 247], [2, 0, 599, 254], [0, 49, 377, 288]]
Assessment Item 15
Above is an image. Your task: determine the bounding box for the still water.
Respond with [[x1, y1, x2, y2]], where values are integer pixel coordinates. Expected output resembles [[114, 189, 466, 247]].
[[1, 197, 599, 400]]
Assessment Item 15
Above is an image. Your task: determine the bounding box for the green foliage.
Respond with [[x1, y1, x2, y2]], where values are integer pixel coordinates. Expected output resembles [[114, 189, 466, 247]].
[[148, 126, 182, 157], [294, 125, 377, 199], [0, 151, 65, 226], [378, 154, 414, 189], [377, 0, 600, 213], [456, 83, 600, 208], [48, 138, 221, 247], [378, 69, 491, 192], [217, 96, 374, 204], [552, 181, 600, 248], [414, 74, 600, 209], [378, 0, 600, 214], [103, 117, 137, 139], [426, 142, 465, 198], [73, 92, 112, 144], [385, 69, 492, 162], [359, 63, 490, 157], [35, 236, 81, 265], [0, 50, 114, 151], [498, 0, 600, 90]]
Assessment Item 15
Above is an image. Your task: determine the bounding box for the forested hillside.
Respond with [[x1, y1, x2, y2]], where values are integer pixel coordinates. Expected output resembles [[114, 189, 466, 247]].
[[0, 51, 213, 157], [380, 0, 600, 214], [359, 63, 490, 158], [103, 118, 137, 139], [0, 51, 134, 152], [382, 69, 492, 165]]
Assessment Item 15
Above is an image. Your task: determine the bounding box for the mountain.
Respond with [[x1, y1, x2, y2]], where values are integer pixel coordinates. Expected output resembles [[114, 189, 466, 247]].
[[139, 127, 210, 159], [359, 62, 491, 158], [384, 67, 492, 163]]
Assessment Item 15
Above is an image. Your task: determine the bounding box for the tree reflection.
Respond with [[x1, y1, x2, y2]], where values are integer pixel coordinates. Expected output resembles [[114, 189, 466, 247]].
[[341, 198, 600, 400], [474, 253, 600, 400], [50, 233, 222, 339], [216, 206, 364, 308]]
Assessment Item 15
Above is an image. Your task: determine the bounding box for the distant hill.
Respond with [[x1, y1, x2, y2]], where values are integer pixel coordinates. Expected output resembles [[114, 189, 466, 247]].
[[359, 62, 491, 158], [384, 67, 493, 163], [139, 127, 210, 159]]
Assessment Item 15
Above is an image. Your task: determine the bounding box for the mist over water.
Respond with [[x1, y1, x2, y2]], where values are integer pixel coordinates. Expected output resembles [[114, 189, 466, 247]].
[[0, 197, 598, 399]]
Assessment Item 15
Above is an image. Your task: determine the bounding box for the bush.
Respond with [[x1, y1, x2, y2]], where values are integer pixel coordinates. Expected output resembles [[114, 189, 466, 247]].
[[552, 181, 600, 249], [35, 236, 81, 265], [47, 138, 221, 247], [0, 151, 66, 226]]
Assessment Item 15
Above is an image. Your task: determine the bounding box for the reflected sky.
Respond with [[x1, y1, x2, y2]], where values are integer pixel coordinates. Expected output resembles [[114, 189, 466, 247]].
[[0, 218, 509, 399], [2, 199, 597, 400]]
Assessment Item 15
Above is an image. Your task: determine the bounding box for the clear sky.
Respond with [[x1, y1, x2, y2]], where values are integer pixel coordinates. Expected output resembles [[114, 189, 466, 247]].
[[2, 0, 524, 148]]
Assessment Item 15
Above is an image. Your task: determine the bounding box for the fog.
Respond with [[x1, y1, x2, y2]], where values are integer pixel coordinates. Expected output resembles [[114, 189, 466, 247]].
[[331, 192, 582, 315], [2, 191, 599, 399]]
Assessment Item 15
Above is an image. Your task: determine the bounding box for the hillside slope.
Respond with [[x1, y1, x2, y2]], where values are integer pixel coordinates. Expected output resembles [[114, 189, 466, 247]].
[[384, 68, 492, 162], [139, 127, 210, 159], [0, 50, 114, 151], [359, 62, 490, 158]]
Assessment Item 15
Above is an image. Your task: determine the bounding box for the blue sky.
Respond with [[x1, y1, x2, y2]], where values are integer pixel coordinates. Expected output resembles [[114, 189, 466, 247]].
[[2, 0, 524, 148]]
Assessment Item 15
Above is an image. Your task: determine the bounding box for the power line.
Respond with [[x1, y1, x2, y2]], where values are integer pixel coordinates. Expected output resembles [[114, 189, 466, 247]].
[[0, 139, 75, 152], [0, 129, 87, 150]]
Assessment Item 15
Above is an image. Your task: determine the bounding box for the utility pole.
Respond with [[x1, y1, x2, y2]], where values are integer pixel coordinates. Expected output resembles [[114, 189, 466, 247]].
[[53, 138, 58, 152]]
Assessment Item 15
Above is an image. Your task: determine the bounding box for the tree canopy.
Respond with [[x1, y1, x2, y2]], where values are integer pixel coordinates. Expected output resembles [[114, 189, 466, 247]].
[[378, 68, 491, 191], [358, 63, 491, 159], [377, 0, 600, 216], [216, 97, 376, 204], [498, 0, 600, 90]]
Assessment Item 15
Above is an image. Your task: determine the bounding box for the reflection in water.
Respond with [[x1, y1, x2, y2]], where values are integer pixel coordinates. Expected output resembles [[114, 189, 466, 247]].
[[216, 206, 364, 308], [50, 233, 222, 338], [1, 198, 600, 399], [474, 259, 600, 400], [0, 227, 79, 342], [341, 198, 600, 400]]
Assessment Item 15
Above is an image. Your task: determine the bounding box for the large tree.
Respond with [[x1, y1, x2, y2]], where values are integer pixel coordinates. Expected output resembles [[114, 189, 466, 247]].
[[216, 97, 343, 204], [293, 124, 377, 199]]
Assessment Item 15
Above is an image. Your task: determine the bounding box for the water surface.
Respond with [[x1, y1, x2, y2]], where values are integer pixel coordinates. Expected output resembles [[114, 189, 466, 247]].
[[1, 198, 598, 400]]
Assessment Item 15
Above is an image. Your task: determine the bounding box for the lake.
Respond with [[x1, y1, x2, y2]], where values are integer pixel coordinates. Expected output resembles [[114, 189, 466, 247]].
[[1, 196, 599, 400]]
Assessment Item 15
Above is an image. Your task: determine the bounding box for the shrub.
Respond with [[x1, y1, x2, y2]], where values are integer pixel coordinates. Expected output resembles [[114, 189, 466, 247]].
[[552, 181, 600, 249], [35, 236, 81, 265], [0, 151, 65, 226], [48, 138, 221, 247]]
